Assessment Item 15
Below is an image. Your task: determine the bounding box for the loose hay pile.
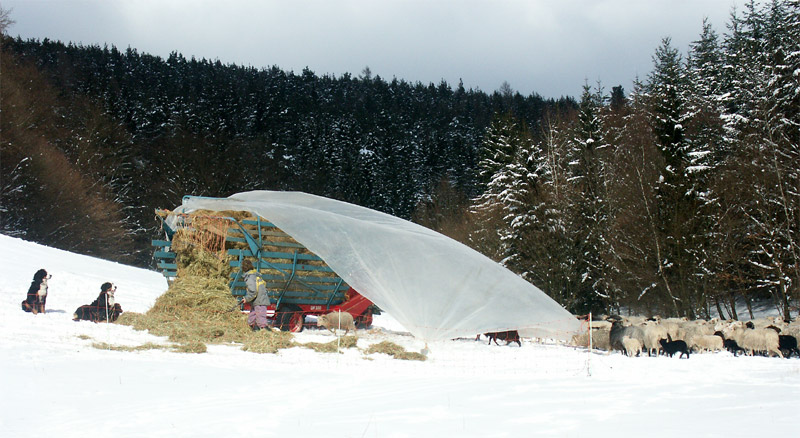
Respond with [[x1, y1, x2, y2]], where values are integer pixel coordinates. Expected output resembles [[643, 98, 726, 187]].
[[301, 336, 359, 353], [365, 341, 427, 361]]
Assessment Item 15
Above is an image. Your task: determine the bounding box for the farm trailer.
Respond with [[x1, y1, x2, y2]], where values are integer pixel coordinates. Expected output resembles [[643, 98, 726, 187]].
[[152, 199, 380, 332]]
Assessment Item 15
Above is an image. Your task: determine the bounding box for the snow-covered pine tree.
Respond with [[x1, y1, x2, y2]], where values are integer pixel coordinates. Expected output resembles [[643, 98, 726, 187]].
[[646, 37, 704, 316], [562, 82, 611, 313], [470, 112, 526, 263], [683, 18, 729, 318]]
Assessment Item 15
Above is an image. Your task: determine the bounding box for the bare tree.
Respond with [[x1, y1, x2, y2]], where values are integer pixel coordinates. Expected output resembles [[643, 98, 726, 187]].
[[0, 5, 14, 36]]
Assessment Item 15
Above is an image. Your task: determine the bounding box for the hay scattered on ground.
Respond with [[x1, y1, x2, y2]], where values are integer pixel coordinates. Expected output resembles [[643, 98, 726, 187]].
[[91, 342, 167, 352], [301, 335, 358, 353], [364, 341, 427, 361], [241, 330, 294, 354]]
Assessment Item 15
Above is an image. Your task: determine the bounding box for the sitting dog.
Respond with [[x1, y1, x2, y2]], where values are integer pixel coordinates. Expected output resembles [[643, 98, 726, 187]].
[[21, 269, 50, 315]]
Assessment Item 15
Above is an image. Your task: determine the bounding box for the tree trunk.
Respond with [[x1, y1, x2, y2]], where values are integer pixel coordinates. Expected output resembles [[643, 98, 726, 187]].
[[728, 292, 738, 320]]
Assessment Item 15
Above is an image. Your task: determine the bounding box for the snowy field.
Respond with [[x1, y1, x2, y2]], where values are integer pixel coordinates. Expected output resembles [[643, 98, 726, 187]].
[[1, 234, 799, 437]]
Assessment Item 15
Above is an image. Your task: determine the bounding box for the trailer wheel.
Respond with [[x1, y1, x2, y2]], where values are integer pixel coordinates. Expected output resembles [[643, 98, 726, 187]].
[[355, 312, 373, 329], [279, 306, 304, 332]]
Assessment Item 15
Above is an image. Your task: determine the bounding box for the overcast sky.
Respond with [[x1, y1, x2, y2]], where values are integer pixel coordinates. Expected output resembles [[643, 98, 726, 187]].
[[3, 0, 748, 99]]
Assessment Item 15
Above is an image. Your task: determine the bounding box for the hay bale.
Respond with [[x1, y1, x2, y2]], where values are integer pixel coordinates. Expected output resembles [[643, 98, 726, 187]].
[[570, 327, 611, 351]]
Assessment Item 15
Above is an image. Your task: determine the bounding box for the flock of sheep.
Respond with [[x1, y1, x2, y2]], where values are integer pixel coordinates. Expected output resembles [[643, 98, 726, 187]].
[[571, 315, 800, 359]]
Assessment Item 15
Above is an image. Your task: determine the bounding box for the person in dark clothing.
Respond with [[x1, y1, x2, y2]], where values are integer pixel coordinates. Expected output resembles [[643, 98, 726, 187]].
[[21, 269, 51, 314], [73, 282, 123, 322]]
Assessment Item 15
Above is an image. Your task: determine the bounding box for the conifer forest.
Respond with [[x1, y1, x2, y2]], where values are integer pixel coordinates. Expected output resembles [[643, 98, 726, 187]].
[[1, 1, 798, 319]]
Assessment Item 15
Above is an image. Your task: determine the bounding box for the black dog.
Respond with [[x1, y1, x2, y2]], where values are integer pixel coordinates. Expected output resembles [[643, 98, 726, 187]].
[[659, 338, 690, 358], [485, 330, 522, 347], [21, 269, 50, 314]]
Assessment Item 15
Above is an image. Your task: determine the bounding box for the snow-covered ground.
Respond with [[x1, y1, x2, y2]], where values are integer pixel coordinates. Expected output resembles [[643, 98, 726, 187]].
[[1, 234, 799, 437]]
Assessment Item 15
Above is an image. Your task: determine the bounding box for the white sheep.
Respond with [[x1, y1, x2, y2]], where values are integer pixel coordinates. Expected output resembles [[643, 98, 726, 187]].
[[622, 336, 643, 357], [316, 311, 357, 336], [678, 319, 715, 342], [640, 321, 668, 356], [722, 321, 783, 358], [690, 334, 724, 353]]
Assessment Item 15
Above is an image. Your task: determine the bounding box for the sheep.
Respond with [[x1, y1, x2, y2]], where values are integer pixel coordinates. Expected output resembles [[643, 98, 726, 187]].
[[714, 331, 745, 356], [659, 320, 682, 341], [316, 311, 357, 336], [678, 320, 715, 343], [745, 318, 778, 330], [640, 321, 668, 356], [690, 334, 724, 353], [485, 330, 521, 347], [778, 335, 799, 358], [659, 338, 690, 358], [781, 323, 800, 340], [721, 321, 783, 358], [622, 336, 643, 357], [608, 316, 645, 354]]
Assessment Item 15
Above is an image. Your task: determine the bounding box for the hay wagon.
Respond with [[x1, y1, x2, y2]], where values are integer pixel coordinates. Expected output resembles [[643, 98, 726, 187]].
[[152, 199, 380, 332]]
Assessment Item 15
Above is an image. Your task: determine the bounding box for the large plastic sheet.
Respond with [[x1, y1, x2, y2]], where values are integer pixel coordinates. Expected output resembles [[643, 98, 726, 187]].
[[171, 191, 582, 342]]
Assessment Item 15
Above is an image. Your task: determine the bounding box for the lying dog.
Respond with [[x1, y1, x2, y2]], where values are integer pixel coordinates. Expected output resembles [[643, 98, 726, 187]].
[[73, 282, 123, 322]]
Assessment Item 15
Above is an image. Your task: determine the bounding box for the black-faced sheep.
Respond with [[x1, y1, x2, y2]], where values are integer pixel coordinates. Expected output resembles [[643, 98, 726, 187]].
[[485, 330, 521, 347], [722, 321, 783, 358], [316, 311, 356, 336], [659, 338, 690, 358]]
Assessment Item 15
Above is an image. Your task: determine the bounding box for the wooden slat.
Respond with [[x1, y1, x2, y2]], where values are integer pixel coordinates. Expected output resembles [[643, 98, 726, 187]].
[[225, 240, 306, 249], [229, 272, 340, 283], [239, 219, 277, 227], [151, 239, 172, 247], [154, 250, 177, 259], [158, 262, 178, 270], [227, 251, 323, 263]]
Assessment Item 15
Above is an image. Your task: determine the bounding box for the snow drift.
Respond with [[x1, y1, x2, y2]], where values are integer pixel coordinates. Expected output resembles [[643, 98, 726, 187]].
[[169, 191, 582, 342]]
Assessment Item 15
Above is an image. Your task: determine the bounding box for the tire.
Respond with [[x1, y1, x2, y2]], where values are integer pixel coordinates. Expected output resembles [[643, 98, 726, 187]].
[[279, 305, 304, 332], [355, 312, 373, 329]]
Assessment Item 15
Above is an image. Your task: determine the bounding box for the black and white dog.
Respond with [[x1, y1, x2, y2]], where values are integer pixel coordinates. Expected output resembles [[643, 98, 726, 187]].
[[21, 269, 50, 314], [73, 282, 123, 322]]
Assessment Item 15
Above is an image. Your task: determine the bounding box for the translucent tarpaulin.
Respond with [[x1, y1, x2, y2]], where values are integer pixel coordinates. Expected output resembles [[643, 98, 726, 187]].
[[170, 191, 582, 342]]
